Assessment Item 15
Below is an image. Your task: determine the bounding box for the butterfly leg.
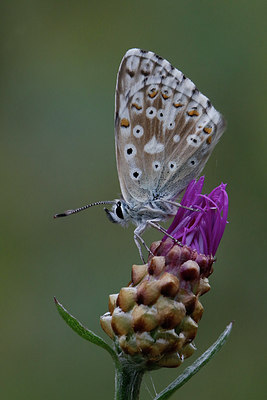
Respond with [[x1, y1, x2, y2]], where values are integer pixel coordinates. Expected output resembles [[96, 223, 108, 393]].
[[134, 224, 154, 263], [147, 220, 183, 246], [160, 200, 199, 212]]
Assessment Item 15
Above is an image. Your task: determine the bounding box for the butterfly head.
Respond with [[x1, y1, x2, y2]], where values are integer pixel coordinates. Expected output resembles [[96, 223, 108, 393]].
[[104, 200, 130, 225]]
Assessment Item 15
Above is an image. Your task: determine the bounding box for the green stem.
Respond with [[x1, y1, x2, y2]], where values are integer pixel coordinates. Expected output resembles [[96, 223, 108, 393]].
[[115, 362, 144, 400]]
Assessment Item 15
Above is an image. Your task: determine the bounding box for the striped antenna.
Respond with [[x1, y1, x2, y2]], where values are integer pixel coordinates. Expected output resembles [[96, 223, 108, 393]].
[[54, 200, 115, 218]]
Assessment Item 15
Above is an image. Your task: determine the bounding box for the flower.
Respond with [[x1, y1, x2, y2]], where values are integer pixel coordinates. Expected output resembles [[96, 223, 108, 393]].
[[100, 178, 229, 369], [165, 176, 228, 256]]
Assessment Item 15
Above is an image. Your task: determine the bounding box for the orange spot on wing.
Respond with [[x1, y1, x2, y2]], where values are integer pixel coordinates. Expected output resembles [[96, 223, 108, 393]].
[[173, 103, 183, 108], [206, 136, 212, 144], [132, 103, 142, 110], [162, 93, 170, 100], [203, 126, 212, 134], [187, 110, 200, 117], [148, 91, 158, 98], [120, 118, 130, 127]]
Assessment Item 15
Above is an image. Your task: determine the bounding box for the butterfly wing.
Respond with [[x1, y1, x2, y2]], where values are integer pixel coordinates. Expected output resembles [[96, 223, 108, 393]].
[[115, 48, 225, 204]]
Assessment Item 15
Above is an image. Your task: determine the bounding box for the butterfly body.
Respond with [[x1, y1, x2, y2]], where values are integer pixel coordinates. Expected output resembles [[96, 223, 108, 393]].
[[105, 198, 176, 227], [55, 48, 225, 261]]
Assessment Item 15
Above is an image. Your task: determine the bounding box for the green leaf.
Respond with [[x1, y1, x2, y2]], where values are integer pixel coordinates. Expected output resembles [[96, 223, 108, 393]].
[[54, 297, 118, 365], [154, 322, 233, 400]]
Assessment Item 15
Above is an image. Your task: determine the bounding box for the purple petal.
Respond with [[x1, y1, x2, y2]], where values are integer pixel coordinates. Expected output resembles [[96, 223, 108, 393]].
[[165, 177, 228, 256]]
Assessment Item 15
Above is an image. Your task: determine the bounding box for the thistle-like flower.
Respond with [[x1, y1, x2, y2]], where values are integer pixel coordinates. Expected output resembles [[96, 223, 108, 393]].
[[100, 177, 228, 369]]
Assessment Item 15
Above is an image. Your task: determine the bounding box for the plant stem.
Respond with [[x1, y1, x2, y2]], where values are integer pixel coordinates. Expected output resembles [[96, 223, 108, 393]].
[[115, 362, 144, 400]]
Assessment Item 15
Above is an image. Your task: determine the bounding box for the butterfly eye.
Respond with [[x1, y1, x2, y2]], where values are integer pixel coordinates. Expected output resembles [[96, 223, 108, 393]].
[[115, 201, 124, 219]]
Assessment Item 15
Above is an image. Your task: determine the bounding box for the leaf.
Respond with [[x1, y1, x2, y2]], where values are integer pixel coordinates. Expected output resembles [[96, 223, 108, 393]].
[[54, 297, 119, 365], [154, 322, 233, 400]]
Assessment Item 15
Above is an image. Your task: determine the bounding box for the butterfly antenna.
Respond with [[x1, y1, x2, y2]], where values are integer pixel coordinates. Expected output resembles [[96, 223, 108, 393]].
[[54, 201, 115, 218]]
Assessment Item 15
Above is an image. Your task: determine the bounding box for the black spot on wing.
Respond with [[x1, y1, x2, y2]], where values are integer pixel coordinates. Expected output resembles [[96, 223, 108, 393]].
[[126, 70, 134, 77], [155, 54, 163, 61], [115, 111, 119, 123]]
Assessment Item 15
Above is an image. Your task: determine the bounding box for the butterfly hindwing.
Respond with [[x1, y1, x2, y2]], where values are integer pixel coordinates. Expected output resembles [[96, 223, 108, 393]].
[[115, 49, 225, 204]]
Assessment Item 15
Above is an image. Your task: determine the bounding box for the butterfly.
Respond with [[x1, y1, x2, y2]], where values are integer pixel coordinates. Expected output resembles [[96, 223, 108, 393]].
[[54, 48, 226, 261]]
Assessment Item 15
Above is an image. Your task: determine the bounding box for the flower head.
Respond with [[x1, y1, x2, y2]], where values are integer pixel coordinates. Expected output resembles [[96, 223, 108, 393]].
[[165, 176, 228, 256], [100, 178, 229, 369]]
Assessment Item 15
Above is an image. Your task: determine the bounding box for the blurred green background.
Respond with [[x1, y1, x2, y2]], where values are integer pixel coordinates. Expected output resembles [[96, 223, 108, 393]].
[[1, 1, 266, 399]]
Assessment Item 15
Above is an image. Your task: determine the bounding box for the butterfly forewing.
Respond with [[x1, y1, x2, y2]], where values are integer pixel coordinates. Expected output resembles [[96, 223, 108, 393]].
[[115, 49, 225, 204]]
